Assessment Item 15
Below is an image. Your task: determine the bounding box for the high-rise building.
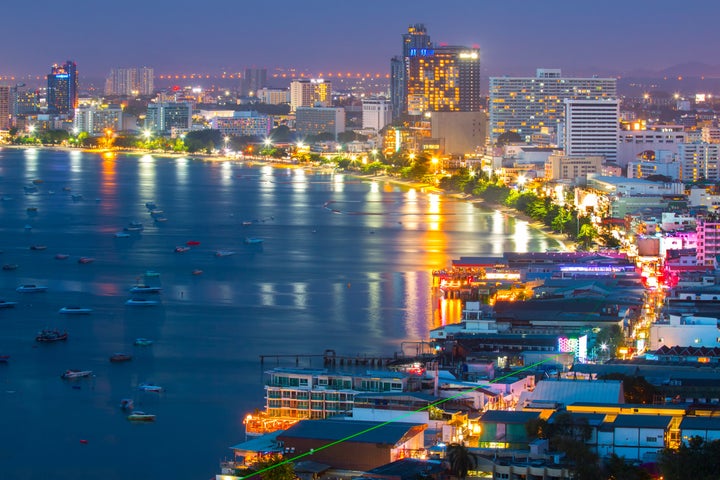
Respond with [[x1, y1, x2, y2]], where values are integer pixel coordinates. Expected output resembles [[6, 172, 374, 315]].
[[489, 69, 616, 143], [362, 96, 391, 132], [677, 143, 720, 183], [289, 79, 331, 111], [390, 24, 432, 120], [73, 104, 123, 135], [406, 45, 481, 115], [47, 61, 78, 116], [257, 88, 289, 105], [242, 68, 267, 97], [105, 67, 154, 96], [0, 85, 12, 130], [145, 102, 192, 134], [295, 107, 345, 139], [563, 99, 619, 162]]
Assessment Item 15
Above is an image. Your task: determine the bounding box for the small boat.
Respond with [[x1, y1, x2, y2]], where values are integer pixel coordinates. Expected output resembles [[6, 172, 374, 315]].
[[174, 246, 190, 253], [26, 207, 38, 212], [191, 269, 203, 275], [17, 284, 48, 293], [153, 215, 168, 223], [61, 369, 93, 379], [2, 196, 13, 201], [127, 411, 156, 422], [59, 306, 92, 315], [71, 194, 83, 201], [24, 186, 38, 194], [144, 270, 160, 278], [138, 383, 163, 393], [125, 298, 159, 306], [120, 398, 134, 410], [32, 179, 44, 185], [24, 224, 32, 230], [0, 355, 10, 363], [150, 210, 164, 216], [215, 250, 236, 257], [62, 186, 72, 192], [241, 221, 253, 226], [129, 285, 162, 294], [78, 257, 95, 264], [114, 232, 131, 238], [2, 264, 19, 271], [54, 253, 70, 260], [30, 245, 47, 251], [124, 221, 144, 232], [134, 338, 154, 346], [36, 329, 68, 342], [186, 240, 201, 246], [109, 352, 132, 362], [0, 300, 18, 309], [244, 237, 264, 245], [145, 202, 157, 210]]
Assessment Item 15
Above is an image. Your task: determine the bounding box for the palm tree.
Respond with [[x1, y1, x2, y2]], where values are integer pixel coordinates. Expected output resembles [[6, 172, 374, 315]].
[[446, 442, 477, 480]]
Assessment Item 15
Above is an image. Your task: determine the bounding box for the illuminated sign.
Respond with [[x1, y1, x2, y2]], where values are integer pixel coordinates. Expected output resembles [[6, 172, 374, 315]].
[[54, 74, 69, 79], [408, 48, 434, 57], [558, 335, 587, 362], [459, 51, 479, 60]]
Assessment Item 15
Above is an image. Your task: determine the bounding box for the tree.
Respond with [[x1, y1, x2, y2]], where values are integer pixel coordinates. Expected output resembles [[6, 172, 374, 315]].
[[659, 437, 720, 480], [603, 453, 652, 480], [446, 442, 477, 480], [577, 223, 598, 250], [247, 454, 295, 480]]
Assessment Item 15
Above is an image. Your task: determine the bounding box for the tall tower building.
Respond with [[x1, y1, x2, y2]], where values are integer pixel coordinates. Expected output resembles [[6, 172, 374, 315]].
[[489, 69, 616, 143], [390, 24, 432, 120], [105, 67, 154, 96], [563, 99, 619, 162], [289, 79, 331, 111], [362, 96, 392, 132], [0, 85, 12, 130], [406, 45, 481, 115], [242, 68, 267, 96], [47, 61, 78, 116]]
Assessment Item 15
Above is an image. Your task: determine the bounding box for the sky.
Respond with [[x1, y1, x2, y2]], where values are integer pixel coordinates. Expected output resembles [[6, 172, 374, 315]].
[[2, 0, 719, 80]]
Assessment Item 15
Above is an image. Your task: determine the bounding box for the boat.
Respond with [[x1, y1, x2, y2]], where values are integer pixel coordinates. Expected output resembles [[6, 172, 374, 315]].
[[153, 215, 168, 223], [61, 369, 93, 379], [137, 383, 163, 393], [30, 245, 47, 250], [109, 352, 132, 362], [16, 284, 48, 293], [244, 237, 264, 245], [125, 298, 159, 306], [144, 270, 160, 278], [32, 179, 43, 185], [71, 194, 83, 201], [36, 329, 68, 342], [26, 206, 38, 212], [174, 246, 190, 253], [59, 306, 92, 315], [120, 398, 134, 410], [215, 250, 236, 257], [150, 209, 164, 215], [186, 240, 201, 246], [2, 264, 19, 271], [0, 300, 18, 308], [124, 221, 144, 232], [191, 269, 203, 275], [24, 224, 32, 230], [129, 285, 162, 294], [0, 355, 9, 363], [62, 186, 72, 192], [54, 253, 70, 260], [241, 221, 253, 226], [23, 186, 38, 194], [114, 231, 130, 238], [2, 196, 13, 201], [127, 411, 156, 422], [78, 257, 95, 264], [145, 202, 157, 210], [134, 338, 154, 346]]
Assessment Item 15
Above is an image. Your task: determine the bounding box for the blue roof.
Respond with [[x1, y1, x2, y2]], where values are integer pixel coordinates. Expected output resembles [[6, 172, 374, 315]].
[[613, 414, 673, 429], [680, 417, 720, 430], [480, 410, 541, 424], [278, 419, 425, 445]]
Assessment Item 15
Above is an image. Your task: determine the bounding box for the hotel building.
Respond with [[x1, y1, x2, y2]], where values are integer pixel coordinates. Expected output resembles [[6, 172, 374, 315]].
[[563, 99, 619, 162], [104, 67, 154, 96], [47, 60, 78, 116], [289, 79, 331, 111]]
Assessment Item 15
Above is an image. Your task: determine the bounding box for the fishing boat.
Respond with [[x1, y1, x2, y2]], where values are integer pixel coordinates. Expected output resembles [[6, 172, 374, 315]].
[[127, 411, 156, 422], [129, 284, 162, 294], [125, 298, 159, 306], [16, 284, 48, 293], [244, 237, 264, 245], [61, 369, 93, 379], [144, 270, 160, 278], [145, 201, 157, 210], [109, 352, 132, 362], [36, 329, 68, 342], [0, 300, 18, 308], [192, 269, 203, 275], [124, 221, 144, 232], [134, 338, 153, 346], [138, 383, 163, 393], [59, 306, 92, 314]]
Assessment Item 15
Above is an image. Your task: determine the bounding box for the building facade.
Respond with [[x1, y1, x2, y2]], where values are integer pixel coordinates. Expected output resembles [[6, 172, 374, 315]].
[[47, 61, 78, 116], [73, 104, 123, 135], [295, 107, 345, 139], [210, 111, 272, 137], [0, 85, 12, 130], [489, 69, 616, 143], [696, 216, 720, 267], [257, 88, 289, 105], [390, 23, 432, 120], [289, 79, 331, 111], [362, 96, 392, 132], [242, 68, 267, 96], [563, 99, 619, 162], [104, 67, 154, 96], [677, 142, 720, 183], [546, 153, 604, 181], [145, 102, 192, 134]]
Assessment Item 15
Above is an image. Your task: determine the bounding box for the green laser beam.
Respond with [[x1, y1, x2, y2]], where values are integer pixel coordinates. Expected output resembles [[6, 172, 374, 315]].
[[237, 353, 563, 480]]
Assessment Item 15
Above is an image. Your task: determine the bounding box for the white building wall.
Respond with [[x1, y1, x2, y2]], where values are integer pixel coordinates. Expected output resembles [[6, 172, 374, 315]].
[[564, 99, 619, 162], [362, 97, 391, 132]]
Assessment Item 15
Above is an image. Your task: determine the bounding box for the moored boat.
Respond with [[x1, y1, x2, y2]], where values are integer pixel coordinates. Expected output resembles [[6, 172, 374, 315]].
[[0, 355, 9, 363], [78, 257, 95, 264], [30, 245, 47, 250], [114, 232, 131, 238], [2, 264, 19, 271], [36, 329, 68, 342], [59, 306, 92, 315], [17, 284, 48, 293], [127, 411, 156, 422], [125, 298, 159, 306], [215, 250, 236, 257], [129, 285, 162, 294], [138, 383, 163, 393], [174, 246, 190, 253], [61, 369, 93, 379], [54, 253, 70, 260], [186, 240, 200, 246], [109, 352, 132, 362], [134, 338, 154, 346], [0, 300, 18, 308], [244, 237, 264, 245]]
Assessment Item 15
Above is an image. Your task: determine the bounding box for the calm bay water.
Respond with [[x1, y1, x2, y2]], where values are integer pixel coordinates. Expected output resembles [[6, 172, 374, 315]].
[[0, 148, 561, 480]]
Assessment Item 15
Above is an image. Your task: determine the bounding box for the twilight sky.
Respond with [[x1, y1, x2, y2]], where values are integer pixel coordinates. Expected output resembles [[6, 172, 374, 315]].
[[2, 0, 719, 79]]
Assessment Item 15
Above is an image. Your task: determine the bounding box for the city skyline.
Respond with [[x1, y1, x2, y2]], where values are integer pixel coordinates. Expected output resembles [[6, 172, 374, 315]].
[[3, 0, 720, 80]]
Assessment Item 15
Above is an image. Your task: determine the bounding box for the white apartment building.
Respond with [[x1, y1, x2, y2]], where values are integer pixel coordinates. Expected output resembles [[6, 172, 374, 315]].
[[361, 96, 391, 132], [295, 107, 345, 139], [73, 104, 123, 135], [257, 88, 289, 105], [545, 153, 603, 181], [104, 67, 154, 96], [689, 187, 720, 211], [677, 143, 720, 183], [627, 151, 681, 180], [617, 126, 686, 168], [489, 68, 616, 143], [289, 79, 331, 111], [563, 99, 619, 162]]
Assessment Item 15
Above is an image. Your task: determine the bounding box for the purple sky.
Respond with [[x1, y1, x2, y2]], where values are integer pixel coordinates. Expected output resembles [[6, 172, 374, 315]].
[[2, 0, 719, 79]]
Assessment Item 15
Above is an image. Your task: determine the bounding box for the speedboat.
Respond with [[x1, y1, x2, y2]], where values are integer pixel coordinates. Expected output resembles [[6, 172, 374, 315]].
[[244, 237, 264, 245], [215, 250, 236, 257], [61, 369, 93, 379], [59, 306, 92, 315], [138, 383, 163, 393], [0, 300, 17, 309], [16, 284, 48, 293], [134, 338, 154, 346], [36, 329, 68, 342], [78, 257, 95, 264], [54, 253, 70, 260], [130, 285, 162, 294], [125, 298, 159, 306], [30, 245, 47, 250], [186, 240, 201, 246], [127, 411, 156, 422], [174, 246, 190, 253], [109, 352, 132, 362], [191, 269, 203, 275]]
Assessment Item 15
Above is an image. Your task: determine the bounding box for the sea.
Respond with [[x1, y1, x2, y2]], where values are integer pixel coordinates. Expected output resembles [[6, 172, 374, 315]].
[[0, 147, 563, 480]]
